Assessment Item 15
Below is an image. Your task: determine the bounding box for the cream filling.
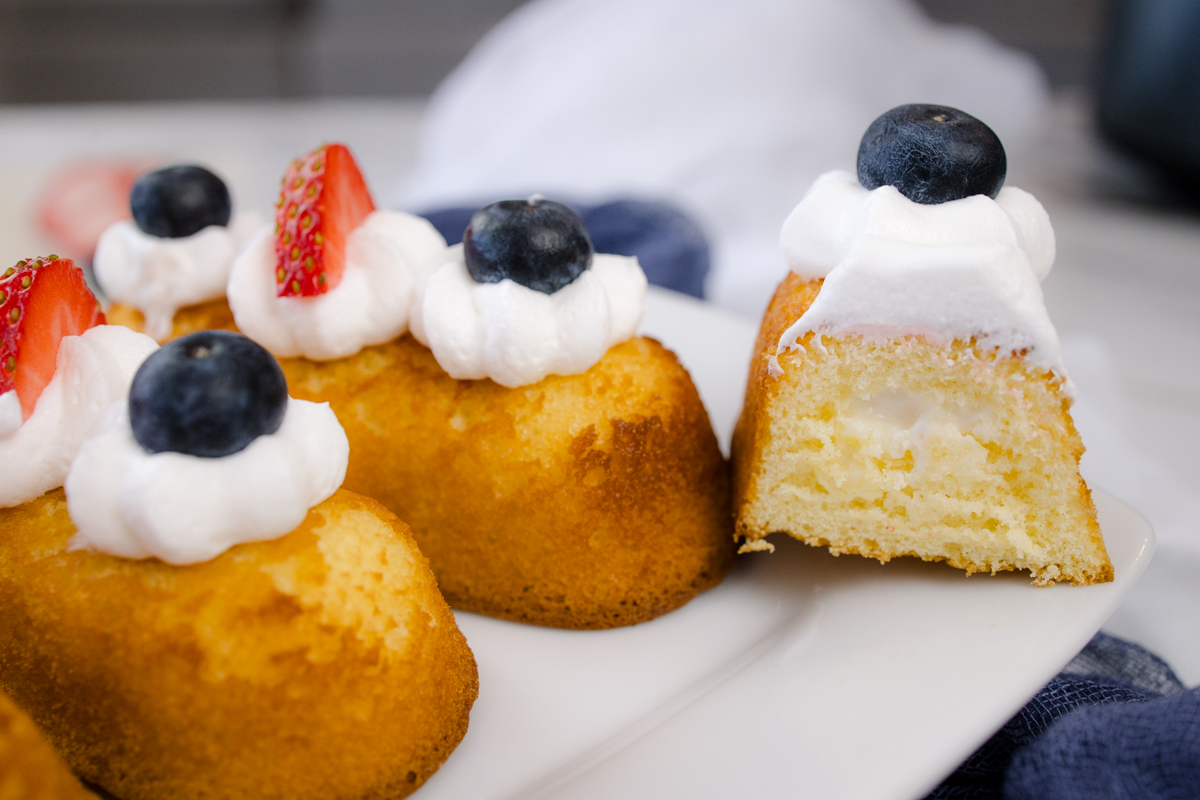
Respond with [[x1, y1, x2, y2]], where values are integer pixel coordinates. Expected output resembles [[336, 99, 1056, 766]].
[[841, 390, 1040, 556]]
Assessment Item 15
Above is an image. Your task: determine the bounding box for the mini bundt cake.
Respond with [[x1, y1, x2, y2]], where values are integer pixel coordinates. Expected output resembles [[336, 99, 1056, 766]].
[[223, 148, 734, 629], [0, 330, 477, 800], [0, 489, 478, 800], [281, 333, 732, 628], [733, 105, 1111, 586]]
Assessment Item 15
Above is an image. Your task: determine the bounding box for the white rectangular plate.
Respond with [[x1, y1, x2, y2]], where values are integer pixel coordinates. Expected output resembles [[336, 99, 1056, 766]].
[[417, 287, 1154, 800]]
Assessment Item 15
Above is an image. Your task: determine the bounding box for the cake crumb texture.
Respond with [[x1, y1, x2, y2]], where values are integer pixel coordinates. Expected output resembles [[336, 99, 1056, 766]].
[[0, 488, 478, 800], [733, 273, 1112, 586]]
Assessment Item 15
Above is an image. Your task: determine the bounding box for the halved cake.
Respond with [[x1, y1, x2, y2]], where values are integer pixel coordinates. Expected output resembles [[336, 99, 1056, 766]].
[[732, 105, 1112, 586]]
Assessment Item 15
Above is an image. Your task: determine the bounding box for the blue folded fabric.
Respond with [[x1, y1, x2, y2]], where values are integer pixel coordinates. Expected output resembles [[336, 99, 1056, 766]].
[[418, 199, 711, 299], [1007, 685, 1200, 800], [927, 633, 1198, 800]]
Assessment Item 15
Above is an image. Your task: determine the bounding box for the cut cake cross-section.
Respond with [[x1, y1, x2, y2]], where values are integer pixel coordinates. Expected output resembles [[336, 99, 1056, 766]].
[[733, 272, 1112, 586]]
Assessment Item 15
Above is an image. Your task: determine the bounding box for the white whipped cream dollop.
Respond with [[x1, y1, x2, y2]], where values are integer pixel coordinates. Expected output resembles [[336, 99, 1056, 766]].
[[0, 326, 159, 507], [66, 397, 348, 565], [94, 212, 265, 341], [410, 245, 647, 388], [228, 210, 447, 361], [0, 391, 21, 438], [774, 170, 1065, 382]]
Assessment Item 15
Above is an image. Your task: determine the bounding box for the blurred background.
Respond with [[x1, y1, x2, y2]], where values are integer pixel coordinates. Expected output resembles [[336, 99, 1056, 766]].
[[0, 0, 1198, 688], [0, 0, 1195, 208], [0, 0, 1103, 99], [0, 0, 526, 101]]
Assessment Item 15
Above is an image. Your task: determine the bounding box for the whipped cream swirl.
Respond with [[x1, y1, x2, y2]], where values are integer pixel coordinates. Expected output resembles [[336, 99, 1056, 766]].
[[229, 210, 446, 361], [66, 397, 348, 565], [410, 244, 647, 388], [0, 326, 159, 507], [94, 212, 265, 341], [774, 170, 1064, 380]]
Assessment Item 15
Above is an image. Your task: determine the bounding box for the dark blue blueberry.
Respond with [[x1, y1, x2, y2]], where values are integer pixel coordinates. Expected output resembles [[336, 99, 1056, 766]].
[[857, 104, 1006, 204], [130, 165, 232, 238], [129, 330, 287, 458], [463, 197, 593, 294]]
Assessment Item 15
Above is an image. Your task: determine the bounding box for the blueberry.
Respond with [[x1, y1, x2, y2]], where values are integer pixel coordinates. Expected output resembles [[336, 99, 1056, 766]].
[[857, 104, 1006, 204], [129, 331, 287, 458], [463, 197, 593, 294], [130, 165, 232, 238]]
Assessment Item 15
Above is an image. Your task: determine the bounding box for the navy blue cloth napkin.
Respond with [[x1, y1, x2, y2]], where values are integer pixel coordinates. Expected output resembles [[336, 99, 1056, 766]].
[[419, 199, 711, 299], [928, 632, 1199, 800]]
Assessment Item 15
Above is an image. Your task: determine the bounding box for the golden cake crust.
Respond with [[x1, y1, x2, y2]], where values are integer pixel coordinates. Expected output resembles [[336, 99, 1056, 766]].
[[282, 334, 735, 628], [105, 299, 237, 342], [733, 272, 1113, 586], [733, 273, 823, 515], [0, 689, 94, 800], [0, 488, 478, 800]]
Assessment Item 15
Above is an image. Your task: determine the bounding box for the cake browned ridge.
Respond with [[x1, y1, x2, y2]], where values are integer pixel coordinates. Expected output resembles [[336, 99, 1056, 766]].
[[0, 488, 478, 800]]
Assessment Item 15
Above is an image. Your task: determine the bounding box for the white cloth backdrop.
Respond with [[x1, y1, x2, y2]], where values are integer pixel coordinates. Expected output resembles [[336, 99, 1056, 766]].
[[397, 0, 1049, 317]]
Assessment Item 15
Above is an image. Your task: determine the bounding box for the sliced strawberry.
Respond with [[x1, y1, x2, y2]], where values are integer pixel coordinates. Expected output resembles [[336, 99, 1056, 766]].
[[274, 143, 376, 297], [36, 161, 149, 260], [0, 256, 105, 419]]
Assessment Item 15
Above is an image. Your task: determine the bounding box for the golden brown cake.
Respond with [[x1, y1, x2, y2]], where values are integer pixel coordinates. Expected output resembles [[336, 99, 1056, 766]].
[[733, 273, 1112, 586], [282, 334, 734, 628], [105, 298, 236, 341], [0, 488, 478, 800], [0, 689, 94, 800]]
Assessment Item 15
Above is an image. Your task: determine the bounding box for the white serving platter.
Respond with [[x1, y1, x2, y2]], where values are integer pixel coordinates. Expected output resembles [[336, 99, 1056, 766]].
[[414, 287, 1155, 800]]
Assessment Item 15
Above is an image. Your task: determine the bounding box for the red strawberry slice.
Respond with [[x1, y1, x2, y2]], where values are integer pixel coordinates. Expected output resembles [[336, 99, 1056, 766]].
[[274, 143, 376, 297], [36, 160, 150, 260], [0, 256, 106, 419]]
